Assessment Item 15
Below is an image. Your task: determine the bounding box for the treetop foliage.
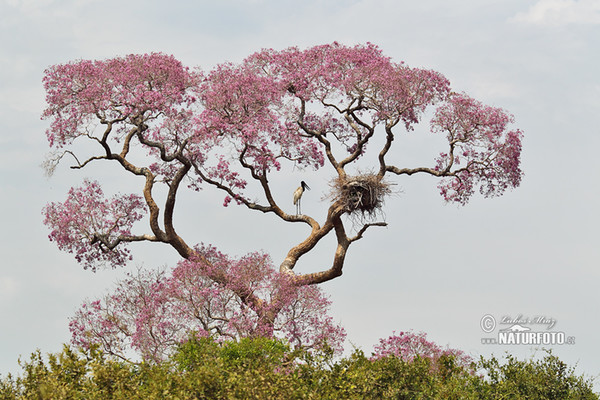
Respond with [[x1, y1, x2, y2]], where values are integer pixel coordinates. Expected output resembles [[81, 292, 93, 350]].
[[40, 42, 524, 363], [41, 41, 524, 273], [1, 336, 595, 400]]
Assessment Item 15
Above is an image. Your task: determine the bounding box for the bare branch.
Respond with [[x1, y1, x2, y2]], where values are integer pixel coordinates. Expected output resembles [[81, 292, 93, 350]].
[[349, 222, 387, 243], [90, 233, 159, 251], [377, 125, 396, 177], [43, 150, 105, 176], [279, 200, 346, 276], [385, 165, 451, 177], [69, 155, 108, 170], [292, 213, 349, 285]]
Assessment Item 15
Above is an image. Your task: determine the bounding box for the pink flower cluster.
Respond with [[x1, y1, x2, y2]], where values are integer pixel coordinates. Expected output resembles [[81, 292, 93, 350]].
[[42, 52, 198, 148], [194, 57, 326, 180], [431, 93, 523, 204], [42, 179, 145, 271], [247, 42, 449, 126], [188, 42, 455, 204], [70, 245, 345, 362], [372, 331, 473, 371], [42, 43, 523, 209]]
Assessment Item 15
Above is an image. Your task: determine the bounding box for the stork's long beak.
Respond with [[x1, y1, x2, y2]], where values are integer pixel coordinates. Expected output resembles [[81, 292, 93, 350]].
[[304, 182, 311, 191]]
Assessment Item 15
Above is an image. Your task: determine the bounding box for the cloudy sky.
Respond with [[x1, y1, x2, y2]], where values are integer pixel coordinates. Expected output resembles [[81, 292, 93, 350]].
[[1, 0, 599, 381]]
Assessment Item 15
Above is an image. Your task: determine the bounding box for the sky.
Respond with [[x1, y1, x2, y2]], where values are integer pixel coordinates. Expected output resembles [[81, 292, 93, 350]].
[[1, 0, 599, 382]]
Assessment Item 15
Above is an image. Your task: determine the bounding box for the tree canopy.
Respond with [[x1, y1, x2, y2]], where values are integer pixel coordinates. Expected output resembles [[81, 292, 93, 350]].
[[42, 42, 523, 360]]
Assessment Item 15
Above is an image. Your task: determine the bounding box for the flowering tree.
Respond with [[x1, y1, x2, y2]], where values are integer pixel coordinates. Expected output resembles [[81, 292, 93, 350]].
[[372, 331, 473, 372], [69, 246, 344, 362], [42, 44, 523, 359]]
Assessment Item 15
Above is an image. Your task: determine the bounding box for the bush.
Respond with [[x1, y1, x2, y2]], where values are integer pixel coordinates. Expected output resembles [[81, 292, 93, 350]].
[[1, 338, 597, 399], [477, 351, 598, 400]]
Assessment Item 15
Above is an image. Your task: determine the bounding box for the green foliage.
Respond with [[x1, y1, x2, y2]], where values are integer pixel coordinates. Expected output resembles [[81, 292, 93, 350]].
[[478, 351, 598, 400], [297, 349, 480, 399], [218, 336, 290, 369], [1, 339, 597, 399]]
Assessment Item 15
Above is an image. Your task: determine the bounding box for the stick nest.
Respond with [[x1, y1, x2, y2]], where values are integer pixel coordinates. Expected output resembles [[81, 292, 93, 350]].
[[330, 174, 392, 216]]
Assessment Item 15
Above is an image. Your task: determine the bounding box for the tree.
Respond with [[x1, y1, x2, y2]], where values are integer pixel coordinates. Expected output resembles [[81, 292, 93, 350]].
[[42, 43, 523, 359], [68, 246, 345, 362], [371, 331, 474, 373]]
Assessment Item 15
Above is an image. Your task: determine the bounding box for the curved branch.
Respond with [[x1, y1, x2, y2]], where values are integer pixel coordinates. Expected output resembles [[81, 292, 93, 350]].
[[296, 98, 344, 177], [349, 222, 387, 243], [78, 118, 169, 243], [292, 213, 348, 285], [338, 111, 375, 169], [135, 129, 190, 162], [378, 125, 396, 177], [69, 155, 107, 169], [90, 233, 159, 251], [163, 161, 194, 258], [287, 216, 386, 286], [279, 200, 345, 276]]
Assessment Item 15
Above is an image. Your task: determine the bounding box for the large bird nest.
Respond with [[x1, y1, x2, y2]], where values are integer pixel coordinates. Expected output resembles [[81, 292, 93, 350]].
[[330, 174, 392, 217]]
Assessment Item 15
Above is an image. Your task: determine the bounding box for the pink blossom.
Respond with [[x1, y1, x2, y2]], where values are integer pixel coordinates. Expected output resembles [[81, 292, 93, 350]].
[[372, 331, 473, 371], [70, 245, 345, 362], [431, 93, 523, 204], [42, 53, 199, 149], [42, 179, 145, 271]]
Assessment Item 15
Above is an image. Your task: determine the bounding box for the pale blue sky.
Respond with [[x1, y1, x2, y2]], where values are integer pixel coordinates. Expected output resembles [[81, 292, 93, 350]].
[[1, 0, 599, 381]]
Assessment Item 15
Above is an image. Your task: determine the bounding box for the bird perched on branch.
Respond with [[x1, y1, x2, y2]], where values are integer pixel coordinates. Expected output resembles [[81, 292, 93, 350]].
[[293, 181, 310, 215]]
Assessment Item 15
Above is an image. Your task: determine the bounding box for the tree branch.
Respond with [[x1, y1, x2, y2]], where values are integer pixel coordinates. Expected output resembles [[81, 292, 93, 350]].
[[385, 165, 452, 177], [90, 233, 159, 251], [349, 222, 387, 243], [279, 200, 346, 276], [292, 213, 349, 285], [338, 110, 375, 169], [163, 161, 193, 257], [296, 98, 344, 177], [377, 125, 396, 177]]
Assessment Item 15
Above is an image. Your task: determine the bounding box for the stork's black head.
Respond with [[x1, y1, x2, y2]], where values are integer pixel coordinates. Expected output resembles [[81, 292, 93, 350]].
[[301, 181, 310, 190]]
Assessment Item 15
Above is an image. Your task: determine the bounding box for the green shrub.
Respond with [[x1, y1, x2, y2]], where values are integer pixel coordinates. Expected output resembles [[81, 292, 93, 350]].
[[1, 339, 596, 399], [477, 351, 598, 400]]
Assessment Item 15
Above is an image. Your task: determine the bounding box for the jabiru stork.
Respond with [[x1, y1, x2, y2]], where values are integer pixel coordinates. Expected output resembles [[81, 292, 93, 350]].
[[293, 181, 310, 215]]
